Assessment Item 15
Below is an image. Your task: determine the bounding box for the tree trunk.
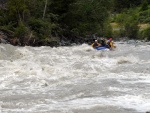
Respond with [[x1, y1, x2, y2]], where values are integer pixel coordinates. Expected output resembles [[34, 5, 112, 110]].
[[43, 0, 48, 19]]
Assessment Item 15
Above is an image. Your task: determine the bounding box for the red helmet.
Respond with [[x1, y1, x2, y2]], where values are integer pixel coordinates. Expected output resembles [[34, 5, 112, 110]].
[[109, 38, 112, 41]]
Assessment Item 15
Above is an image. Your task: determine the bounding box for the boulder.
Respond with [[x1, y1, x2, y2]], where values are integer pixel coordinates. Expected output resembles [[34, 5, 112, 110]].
[[0, 31, 8, 44]]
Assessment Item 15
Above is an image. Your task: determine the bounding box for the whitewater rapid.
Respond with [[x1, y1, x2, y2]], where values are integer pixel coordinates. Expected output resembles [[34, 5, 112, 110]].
[[0, 42, 150, 113]]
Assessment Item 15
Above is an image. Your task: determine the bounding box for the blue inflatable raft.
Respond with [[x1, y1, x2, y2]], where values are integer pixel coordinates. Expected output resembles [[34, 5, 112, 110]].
[[96, 46, 109, 50]]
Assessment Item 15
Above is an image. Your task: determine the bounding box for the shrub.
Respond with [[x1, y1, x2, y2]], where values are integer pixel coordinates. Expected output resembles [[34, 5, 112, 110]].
[[14, 22, 29, 38], [140, 27, 150, 40], [103, 23, 113, 38], [124, 21, 139, 39], [28, 18, 53, 39], [140, 0, 148, 11], [139, 9, 150, 23], [143, 17, 150, 23]]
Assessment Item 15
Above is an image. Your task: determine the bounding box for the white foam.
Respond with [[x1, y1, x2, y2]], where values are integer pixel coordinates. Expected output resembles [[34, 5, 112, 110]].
[[108, 87, 131, 92], [110, 95, 150, 112], [0, 43, 150, 112]]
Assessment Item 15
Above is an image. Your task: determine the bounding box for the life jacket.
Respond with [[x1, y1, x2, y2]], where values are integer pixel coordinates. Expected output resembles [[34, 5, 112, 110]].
[[110, 41, 113, 48], [106, 40, 112, 48], [92, 42, 100, 48], [107, 40, 115, 49]]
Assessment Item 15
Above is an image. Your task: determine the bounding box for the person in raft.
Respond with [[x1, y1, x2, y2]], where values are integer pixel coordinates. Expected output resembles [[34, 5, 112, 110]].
[[99, 37, 107, 47], [91, 40, 101, 49], [106, 38, 116, 49]]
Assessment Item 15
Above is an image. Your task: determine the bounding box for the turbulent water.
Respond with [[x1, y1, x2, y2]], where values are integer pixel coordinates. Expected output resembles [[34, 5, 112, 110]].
[[0, 41, 150, 113]]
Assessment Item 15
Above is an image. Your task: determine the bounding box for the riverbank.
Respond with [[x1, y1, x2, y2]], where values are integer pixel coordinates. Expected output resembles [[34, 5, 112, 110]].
[[0, 29, 95, 47]]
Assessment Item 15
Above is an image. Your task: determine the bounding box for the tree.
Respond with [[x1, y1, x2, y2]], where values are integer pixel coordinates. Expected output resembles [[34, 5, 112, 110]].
[[140, 0, 148, 11], [113, 0, 143, 12], [50, 0, 113, 36], [7, 0, 30, 22], [42, 0, 48, 19]]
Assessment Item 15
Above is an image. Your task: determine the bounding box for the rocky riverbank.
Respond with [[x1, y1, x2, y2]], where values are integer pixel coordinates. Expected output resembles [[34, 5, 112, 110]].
[[0, 30, 94, 47]]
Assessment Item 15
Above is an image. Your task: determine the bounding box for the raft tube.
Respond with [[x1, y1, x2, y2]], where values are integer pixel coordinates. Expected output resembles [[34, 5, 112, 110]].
[[96, 46, 109, 50]]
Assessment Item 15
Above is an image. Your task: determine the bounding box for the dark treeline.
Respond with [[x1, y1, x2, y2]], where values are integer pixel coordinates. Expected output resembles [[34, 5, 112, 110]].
[[0, 0, 150, 46]]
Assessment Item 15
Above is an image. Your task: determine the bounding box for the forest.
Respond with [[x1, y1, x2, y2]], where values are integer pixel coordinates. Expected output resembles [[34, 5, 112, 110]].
[[0, 0, 150, 46]]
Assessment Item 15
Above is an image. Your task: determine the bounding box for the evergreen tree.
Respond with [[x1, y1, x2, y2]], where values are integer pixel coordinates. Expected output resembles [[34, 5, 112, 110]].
[[141, 0, 148, 11]]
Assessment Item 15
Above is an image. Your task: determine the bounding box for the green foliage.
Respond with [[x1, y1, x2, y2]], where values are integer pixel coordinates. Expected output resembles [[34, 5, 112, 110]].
[[0, 24, 14, 32], [103, 25, 113, 38], [125, 10, 139, 38], [113, 0, 143, 12], [7, 0, 30, 22], [14, 22, 29, 38], [69, 0, 113, 35], [101, 19, 113, 37], [112, 7, 140, 39], [144, 17, 150, 23], [1, 0, 150, 45], [139, 9, 150, 23], [124, 21, 139, 39], [113, 13, 126, 24], [140, 0, 148, 11], [140, 27, 150, 40], [28, 18, 52, 39]]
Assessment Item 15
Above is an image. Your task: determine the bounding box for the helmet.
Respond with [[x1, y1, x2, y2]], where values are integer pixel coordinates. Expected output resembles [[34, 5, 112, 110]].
[[109, 38, 112, 41], [95, 40, 98, 42]]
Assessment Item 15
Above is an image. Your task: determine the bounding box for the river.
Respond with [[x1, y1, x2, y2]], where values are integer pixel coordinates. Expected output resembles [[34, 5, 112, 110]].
[[0, 41, 150, 113]]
